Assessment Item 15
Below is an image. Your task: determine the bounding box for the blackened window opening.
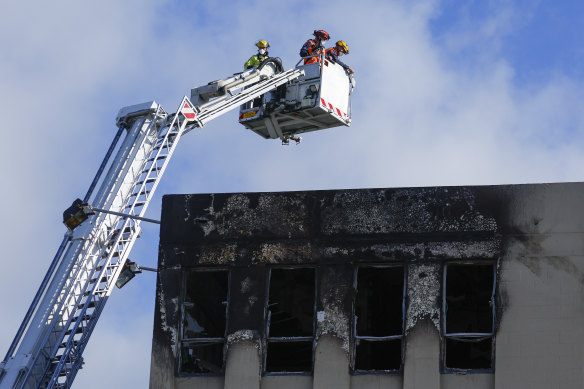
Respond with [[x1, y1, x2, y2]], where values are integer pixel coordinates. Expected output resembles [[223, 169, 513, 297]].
[[265, 268, 315, 373], [180, 270, 229, 374], [443, 264, 495, 371], [446, 265, 494, 333], [354, 266, 404, 372], [445, 337, 493, 370]]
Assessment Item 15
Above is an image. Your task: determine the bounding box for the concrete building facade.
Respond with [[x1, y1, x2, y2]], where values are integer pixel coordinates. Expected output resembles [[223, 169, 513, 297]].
[[149, 183, 584, 389]]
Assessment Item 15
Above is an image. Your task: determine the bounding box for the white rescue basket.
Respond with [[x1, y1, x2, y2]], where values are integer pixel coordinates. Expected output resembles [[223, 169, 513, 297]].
[[239, 54, 355, 143]]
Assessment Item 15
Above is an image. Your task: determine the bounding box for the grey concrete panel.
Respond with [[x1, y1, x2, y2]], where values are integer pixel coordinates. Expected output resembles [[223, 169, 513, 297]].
[[313, 335, 350, 389], [175, 377, 224, 389], [403, 319, 440, 389], [224, 341, 261, 389], [261, 376, 312, 389], [349, 375, 402, 388], [494, 183, 584, 389], [440, 374, 494, 389]]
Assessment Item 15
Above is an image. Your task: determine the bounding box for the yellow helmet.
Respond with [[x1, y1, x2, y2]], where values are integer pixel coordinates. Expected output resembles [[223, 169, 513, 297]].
[[336, 40, 349, 54], [256, 40, 270, 49]]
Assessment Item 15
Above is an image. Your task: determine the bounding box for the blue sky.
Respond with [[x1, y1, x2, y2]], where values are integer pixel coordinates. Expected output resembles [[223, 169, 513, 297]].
[[1, 0, 583, 387], [430, 0, 584, 83]]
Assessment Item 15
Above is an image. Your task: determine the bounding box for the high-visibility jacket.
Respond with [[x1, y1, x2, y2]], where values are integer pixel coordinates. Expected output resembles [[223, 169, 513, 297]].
[[300, 39, 324, 64], [325, 47, 351, 72], [244, 54, 268, 70]]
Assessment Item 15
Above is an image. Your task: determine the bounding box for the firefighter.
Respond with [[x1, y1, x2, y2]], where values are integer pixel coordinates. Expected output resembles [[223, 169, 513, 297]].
[[244, 40, 270, 70], [300, 30, 330, 65], [326, 40, 354, 74]]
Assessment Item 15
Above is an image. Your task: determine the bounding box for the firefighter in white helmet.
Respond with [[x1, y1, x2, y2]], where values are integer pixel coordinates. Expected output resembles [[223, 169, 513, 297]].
[[244, 40, 270, 70]]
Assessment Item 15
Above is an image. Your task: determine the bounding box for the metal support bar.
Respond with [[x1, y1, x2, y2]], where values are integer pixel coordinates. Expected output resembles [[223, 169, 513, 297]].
[[91, 207, 160, 225], [84, 125, 125, 203], [138, 266, 158, 273]]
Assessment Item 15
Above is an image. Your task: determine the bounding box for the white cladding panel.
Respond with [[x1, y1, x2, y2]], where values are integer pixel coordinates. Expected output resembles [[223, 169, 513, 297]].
[[319, 60, 351, 117]]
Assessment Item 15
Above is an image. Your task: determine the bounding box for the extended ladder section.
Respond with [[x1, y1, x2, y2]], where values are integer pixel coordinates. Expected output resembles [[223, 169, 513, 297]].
[[190, 59, 305, 129], [0, 62, 304, 389]]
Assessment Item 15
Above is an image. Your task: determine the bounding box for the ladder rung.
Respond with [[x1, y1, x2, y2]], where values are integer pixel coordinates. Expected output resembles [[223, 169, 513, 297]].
[[70, 314, 92, 323], [65, 327, 84, 336], [129, 190, 150, 198], [146, 155, 167, 163], [77, 300, 96, 310], [154, 141, 170, 149], [89, 276, 107, 285], [108, 226, 133, 240], [59, 340, 80, 349], [141, 167, 160, 175], [136, 178, 156, 185]]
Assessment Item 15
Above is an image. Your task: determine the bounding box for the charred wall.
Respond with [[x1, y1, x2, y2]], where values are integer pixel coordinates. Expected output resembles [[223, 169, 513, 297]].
[[150, 183, 584, 389]]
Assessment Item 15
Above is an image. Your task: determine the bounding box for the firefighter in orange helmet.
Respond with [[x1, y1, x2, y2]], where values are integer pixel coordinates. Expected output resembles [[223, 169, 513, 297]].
[[300, 30, 330, 65], [326, 40, 354, 74]]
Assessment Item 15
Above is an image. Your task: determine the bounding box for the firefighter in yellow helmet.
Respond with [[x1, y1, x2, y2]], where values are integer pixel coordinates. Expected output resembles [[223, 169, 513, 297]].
[[244, 40, 270, 70], [326, 40, 354, 74]]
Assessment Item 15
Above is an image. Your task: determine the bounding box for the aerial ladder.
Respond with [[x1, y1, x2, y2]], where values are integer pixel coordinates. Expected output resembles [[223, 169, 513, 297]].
[[0, 54, 354, 389]]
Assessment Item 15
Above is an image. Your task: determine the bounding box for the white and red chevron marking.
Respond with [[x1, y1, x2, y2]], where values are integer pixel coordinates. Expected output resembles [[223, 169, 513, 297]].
[[181, 102, 196, 121], [320, 98, 347, 118]]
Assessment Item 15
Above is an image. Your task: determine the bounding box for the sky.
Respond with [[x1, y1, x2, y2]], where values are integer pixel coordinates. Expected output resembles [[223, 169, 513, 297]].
[[1, 0, 583, 387]]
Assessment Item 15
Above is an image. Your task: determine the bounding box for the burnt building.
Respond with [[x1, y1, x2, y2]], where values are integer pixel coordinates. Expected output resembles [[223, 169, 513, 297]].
[[149, 183, 584, 389]]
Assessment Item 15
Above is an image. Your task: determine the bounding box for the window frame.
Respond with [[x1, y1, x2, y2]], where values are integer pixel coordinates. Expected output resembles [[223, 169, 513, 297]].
[[178, 268, 231, 376], [263, 266, 317, 376], [351, 264, 407, 375], [441, 261, 497, 374]]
